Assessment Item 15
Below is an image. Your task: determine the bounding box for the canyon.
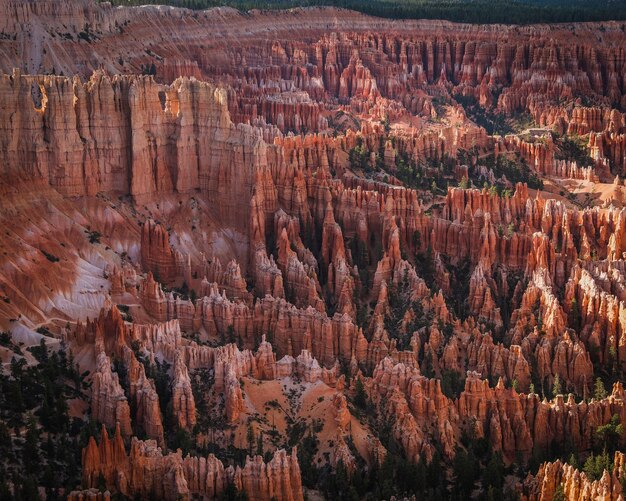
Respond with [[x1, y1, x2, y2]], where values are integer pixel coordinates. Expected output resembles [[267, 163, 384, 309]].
[[0, 0, 626, 499]]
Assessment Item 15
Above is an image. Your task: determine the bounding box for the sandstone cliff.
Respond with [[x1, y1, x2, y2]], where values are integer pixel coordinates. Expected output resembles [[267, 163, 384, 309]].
[[82, 425, 304, 501]]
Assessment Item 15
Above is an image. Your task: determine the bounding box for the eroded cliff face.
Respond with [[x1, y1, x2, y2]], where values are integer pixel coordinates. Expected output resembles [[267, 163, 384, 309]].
[[522, 452, 626, 501], [2, 1, 626, 500], [0, 70, 263, 217], [78, 425, 303, 501]]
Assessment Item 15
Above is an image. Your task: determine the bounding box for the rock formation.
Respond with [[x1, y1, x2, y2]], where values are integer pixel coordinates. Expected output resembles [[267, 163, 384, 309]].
[[2, 1, 626, 499], [90, 351, 133, 438], [82, 425, 304, 501], [522, 452, 626, 501]]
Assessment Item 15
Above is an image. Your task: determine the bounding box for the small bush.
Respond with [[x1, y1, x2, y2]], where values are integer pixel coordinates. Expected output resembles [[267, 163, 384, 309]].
[[86, 230, 101, 244], [41, 250, 59, 262]]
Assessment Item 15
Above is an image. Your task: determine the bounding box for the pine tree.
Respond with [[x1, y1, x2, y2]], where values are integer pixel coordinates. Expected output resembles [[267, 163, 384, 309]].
[[584, 452, 612, 481], [552, 484, 566, 501], [552, 374, 562, 398], [382, 115, 391, 135], [22, 416, 40, 474], [569, 298, 581, 331], [227, 325, 236, 344], [412, 230, 421, 250], [256, 431, 264, 456], [0, 478, 10, 501], [246, 425, 255, 455], [20, 478, 39, 501], [594, 378, 607, 400], [483, 453, 504, 490], [354, 377, 367, 409], [596, 414, 624, 454]]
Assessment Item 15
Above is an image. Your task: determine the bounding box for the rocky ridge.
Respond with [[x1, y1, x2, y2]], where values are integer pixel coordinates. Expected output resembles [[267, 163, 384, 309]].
[[1, 1, 626, 499]]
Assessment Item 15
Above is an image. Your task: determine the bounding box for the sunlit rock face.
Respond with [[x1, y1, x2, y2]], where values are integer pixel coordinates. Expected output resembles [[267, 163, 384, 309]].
[[2, 0, 626, 499]]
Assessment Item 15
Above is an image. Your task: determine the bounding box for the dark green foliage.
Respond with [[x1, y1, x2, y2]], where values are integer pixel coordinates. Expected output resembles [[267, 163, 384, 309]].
[[220, 482, 248, 500], [219, 324, 240, 347], [456, 429, 514, 500], [441, 369, 465, 399], [283, 419, 326, 489], [77, 24, 96, 43], [382, 115, 391, 134], [18, 477, 40, 500], [190, 367, 230, 434], [0, 341, 88, 498], [246, 425, 255, 454], [583, 451, 612, 481], [116, 304, 130, 314], [256, 431, 263, 456], [483, 452, 505, 492], [446, 257, 471, 319], [171, 282, 197, 303], [594, 414, 624, 454], [86, 230, 102, 244], [0, 475, 11, 501], [353, 377, 367, 409], [395, 153, 421, 188], [479, 154, 544, 191], [41, 250, 60, 263], [350, 236, 370, 271], [100, 0, 626, 25], [384, 270, 433, 351], [467, 96, 534, 135], [453, 446, 479, 496], [134, 345, 185, 448], [412, 230, 421, 251], [287, 419, 309, 447], [348, 139, 371, 172], [353, 287, 365, 325], [415, 245, 435, 290], [22, 416, 41, 474], [141, 62, 157, 76], [135, 351, 174, 433], [116, 304, 133, 322], [291, 393, 448, 500], [568, 298, 582, 333], [395, 153, 456, 192], [168, 428, 194, 455], [0, 332, 22, 354], [320, 445, 445, 500], [555, 135, 594, 167], [594, 378, 607, 401], [551, 374, 562, 398], [455, 94, 525, 136], [35, 327, 52, 337], [320, 460, 359, 501], [296, 430, 319, 488], [552, 484, 566, 501]]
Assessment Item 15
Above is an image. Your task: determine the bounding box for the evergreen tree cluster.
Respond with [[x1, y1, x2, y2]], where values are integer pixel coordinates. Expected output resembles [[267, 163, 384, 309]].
[[384, 270, 433, 351], [101, 0, 626, 25], [0, 339, 92, 500]]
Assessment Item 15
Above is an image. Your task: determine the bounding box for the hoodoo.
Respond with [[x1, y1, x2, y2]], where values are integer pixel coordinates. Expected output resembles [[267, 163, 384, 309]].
[[1, 0, 626, 499]]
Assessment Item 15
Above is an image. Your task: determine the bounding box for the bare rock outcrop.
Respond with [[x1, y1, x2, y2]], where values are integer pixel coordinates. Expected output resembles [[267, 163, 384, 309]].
[[82, 425, 304, 501]]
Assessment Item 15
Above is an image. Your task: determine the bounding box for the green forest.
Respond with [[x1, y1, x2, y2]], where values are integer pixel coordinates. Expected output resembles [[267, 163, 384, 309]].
[[101, 0, 626, 24]]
